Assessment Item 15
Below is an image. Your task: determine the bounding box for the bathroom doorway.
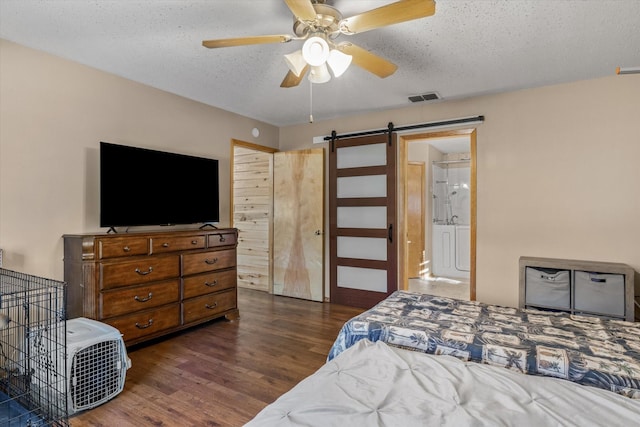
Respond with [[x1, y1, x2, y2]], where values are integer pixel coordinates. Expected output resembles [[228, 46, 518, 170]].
[[399, 130, 476, 301], [431, 155, 471, 279]]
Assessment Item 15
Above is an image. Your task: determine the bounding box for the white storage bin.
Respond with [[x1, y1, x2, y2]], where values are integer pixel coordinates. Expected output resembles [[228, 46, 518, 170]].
[[574, 271, 625, 317], [525, 267, 571, 309]]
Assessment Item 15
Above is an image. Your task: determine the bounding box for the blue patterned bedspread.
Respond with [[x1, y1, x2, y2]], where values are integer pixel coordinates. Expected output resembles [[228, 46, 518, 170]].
[[328, 290, 640, 398]]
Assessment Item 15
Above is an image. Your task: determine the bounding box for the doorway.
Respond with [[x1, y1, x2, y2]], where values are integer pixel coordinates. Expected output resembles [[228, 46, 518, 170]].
[[231, 140, 325, 301], [231, 140, 277, 293], [399, 129, 477, 301]]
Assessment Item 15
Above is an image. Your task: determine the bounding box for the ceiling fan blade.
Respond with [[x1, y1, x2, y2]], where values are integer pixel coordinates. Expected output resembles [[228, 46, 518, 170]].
[[202, 35, 292, 49], [338, 43, 398, 78], [280, 65, 309, 88], [284, 0, 317, 22], [340, 0, 436, 35]]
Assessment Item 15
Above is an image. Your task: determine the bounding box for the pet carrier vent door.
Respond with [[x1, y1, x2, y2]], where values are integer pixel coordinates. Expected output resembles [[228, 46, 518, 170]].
[[65, 318, 131, 414]]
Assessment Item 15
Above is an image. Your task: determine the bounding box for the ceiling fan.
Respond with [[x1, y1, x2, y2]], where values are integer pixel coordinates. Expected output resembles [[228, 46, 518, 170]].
[[202, 0, 436, 88]]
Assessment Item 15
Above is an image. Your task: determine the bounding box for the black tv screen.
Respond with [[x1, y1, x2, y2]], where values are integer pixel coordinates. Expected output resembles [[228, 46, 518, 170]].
[[100, 142, 219, 228]]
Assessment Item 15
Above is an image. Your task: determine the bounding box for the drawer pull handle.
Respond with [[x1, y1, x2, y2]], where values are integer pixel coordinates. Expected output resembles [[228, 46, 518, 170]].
[[205, 258, 218, 265], [134, 292, 153, 302], [135, 266, 154, 275], [205, 280, 218, 287], [123, 246, 131, 252], [162, 243, 169, 248], [135, 319, 154, 329], [218, 234, 226, 242], [191, 240, 198, 245], [205, 302, 218, 310]]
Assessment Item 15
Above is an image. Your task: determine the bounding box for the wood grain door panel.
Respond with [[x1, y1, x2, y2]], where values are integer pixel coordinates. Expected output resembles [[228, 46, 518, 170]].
[[273, 149, 324, 301]]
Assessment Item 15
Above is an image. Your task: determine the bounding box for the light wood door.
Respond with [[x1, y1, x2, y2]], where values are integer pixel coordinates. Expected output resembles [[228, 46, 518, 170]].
[[232, 141, 276, 292], [329, 133, 397, 309], [407, 162, 425, 278], [273, 149, 324, 301]]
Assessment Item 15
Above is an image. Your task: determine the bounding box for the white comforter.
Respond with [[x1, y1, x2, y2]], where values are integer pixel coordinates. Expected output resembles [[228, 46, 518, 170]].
[[246, 340, 640, 426]]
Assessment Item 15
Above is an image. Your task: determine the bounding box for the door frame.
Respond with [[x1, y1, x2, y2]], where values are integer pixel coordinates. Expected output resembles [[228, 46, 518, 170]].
[[399, 129, 477, 300]]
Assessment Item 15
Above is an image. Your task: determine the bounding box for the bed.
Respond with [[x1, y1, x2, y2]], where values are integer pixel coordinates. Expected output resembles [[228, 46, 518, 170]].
[[328, 290, 640, 398], [245, 290, 640, 426], [245, 339, 640, 426]]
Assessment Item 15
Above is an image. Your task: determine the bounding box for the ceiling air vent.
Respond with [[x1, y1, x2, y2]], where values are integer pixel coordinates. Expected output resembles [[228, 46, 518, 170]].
[[408, 92, 440, 103]]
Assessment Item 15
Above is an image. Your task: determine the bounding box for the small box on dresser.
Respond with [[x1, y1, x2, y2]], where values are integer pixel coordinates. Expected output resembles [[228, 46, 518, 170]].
[[63, 228, 239, 346]]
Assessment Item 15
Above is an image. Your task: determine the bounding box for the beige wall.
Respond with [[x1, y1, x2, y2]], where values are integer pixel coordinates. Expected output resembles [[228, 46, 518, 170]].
[[0, 39, 279, 280], [279, 74, 640, 308], [2, 38, 639, 311]]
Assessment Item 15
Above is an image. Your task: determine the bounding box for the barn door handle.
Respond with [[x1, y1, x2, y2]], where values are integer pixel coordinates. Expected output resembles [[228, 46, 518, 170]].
[[388, 224, 393, 243]]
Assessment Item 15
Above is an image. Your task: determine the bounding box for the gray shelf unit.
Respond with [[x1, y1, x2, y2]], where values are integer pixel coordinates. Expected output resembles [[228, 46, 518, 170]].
[[519, 256, 635, 322]]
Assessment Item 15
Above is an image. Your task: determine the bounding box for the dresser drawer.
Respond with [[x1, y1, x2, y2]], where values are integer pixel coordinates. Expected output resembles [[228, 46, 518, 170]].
[[106, 304, 180, 343], [151, 235, 205, 254], [98, 236, 149, 259], [183, 269, 236, 299], [207, 231, 237, 248], [181, 249, 236, 276], [101, 279, 180, 318], [100, 255, 180, 289], [182, 289, 236, 324]]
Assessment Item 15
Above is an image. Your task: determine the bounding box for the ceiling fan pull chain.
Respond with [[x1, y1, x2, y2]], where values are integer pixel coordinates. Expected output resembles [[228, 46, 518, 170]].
[[309, 81, 314, 123]]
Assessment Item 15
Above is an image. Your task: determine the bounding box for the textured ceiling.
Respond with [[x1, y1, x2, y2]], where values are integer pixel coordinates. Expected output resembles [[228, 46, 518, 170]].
[[1, 0, 639, 127]]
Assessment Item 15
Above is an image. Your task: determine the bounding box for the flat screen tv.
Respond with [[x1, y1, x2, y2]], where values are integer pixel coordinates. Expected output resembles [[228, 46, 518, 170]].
[[100, 142, 219, 228]]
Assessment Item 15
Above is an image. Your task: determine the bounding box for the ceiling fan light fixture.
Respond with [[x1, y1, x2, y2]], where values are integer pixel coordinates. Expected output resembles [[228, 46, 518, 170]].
[[327, 49, 352, 77], [308, 64, 331, 84], [284, 49, 307, 77], [302, 35, 330, 67]]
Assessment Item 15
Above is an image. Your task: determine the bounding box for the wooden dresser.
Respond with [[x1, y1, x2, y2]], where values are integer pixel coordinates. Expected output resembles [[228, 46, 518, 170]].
[[63, 228, 239, 346]]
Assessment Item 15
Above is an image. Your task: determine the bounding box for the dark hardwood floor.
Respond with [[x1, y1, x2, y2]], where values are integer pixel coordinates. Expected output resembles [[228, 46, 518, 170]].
[[69, 288, 364, 427]]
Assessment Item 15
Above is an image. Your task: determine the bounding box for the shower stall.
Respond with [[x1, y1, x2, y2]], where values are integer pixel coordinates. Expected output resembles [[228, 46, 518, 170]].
[[431, 159, 470, 279]]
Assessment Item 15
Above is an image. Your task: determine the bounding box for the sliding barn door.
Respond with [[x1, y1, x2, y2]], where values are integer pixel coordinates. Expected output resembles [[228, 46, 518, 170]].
[[273, 149, 324, 301], [329, 133, 397, 309]]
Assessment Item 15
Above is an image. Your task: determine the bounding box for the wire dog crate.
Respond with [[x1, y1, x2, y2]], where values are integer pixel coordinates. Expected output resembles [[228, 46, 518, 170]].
[[0, 268, 68, 426]]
